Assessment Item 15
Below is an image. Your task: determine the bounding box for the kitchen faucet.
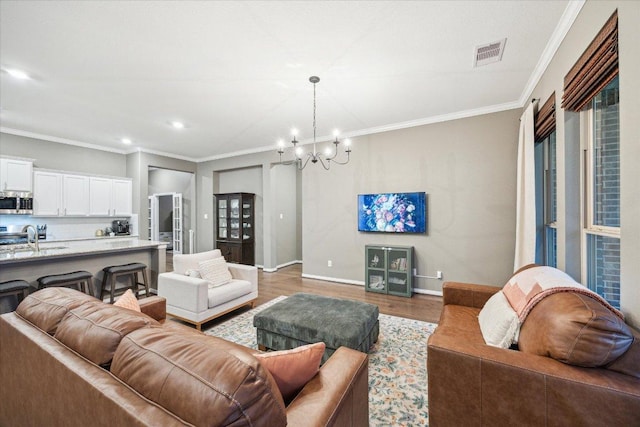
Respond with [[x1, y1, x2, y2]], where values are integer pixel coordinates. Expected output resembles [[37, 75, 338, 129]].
[[22, 224, 39, 251]]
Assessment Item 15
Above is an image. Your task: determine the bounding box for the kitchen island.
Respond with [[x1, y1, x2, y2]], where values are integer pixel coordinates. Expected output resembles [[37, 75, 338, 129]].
[[0, 239, 167, 301]]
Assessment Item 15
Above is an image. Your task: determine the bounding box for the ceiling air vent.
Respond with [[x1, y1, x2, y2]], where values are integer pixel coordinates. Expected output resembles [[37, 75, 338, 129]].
[[473, 38, 507, 67]]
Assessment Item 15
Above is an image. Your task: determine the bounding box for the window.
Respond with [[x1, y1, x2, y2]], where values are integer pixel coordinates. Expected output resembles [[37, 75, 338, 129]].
[[534, 93, 557, 267], [535, 131, 557, 267], [583, 76, 620, 308], [544, 131, 557, 267]]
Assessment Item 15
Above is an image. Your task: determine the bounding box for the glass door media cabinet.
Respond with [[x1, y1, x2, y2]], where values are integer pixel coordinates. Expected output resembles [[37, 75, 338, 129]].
[[365, 245, 413, 297], [214, 192, 255, 265]]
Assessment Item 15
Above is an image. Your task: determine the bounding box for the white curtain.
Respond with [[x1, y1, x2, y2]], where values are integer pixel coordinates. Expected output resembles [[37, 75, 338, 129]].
[[514, 101, 538, 271]]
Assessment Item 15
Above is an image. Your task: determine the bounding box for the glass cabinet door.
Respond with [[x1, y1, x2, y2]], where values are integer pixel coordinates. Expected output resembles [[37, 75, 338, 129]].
[[242, 197, 253, 241], [365, 246, 387, 293], [387, 248, 410, 296], [217, 198, 228, 239], [229, 197, 240, 240]]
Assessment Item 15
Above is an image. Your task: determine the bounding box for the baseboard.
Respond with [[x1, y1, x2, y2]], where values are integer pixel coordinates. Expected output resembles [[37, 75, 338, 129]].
[[301, 273, 365, 286], [260, 260, 302, 273], [301, 273, 443, 296], [413, 288, 443, 297]]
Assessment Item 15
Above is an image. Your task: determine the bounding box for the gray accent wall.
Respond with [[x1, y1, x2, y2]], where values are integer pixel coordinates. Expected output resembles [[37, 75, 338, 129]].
[[302, 110, 520, 289], [529, 1, 640, 326]]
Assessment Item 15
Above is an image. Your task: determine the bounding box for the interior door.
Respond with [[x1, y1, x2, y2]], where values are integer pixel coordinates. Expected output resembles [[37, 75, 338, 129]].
[[172, 193, 183, 254], [148, 195, 159, 241]]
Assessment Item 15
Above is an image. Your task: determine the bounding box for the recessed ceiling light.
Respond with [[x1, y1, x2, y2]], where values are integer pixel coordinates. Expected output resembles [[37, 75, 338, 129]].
[[171, 121, 185, 129], [121, 138, 132, 145], [5, 68, 31, 80]]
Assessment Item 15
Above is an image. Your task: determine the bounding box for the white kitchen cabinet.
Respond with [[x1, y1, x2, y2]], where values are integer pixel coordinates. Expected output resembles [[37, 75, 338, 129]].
[[112, 179, 132, 216], [89, 177, 113, 216], [89, 177, 132, 217], [0, 158, 33, 192], [33, 171, 62, 216], [62, 174, 89, 216]]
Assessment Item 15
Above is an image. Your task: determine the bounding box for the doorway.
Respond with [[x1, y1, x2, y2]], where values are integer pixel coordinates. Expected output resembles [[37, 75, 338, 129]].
[[149, 192, 183, 253]]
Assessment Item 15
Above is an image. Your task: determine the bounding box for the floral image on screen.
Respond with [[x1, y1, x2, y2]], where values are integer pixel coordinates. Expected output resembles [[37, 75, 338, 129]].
[[358, 192, 427, 233]]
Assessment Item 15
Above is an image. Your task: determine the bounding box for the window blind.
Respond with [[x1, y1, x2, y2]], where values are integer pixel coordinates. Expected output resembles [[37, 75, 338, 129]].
[[535, 92, 555, 141], [562, 10, 618, 112]]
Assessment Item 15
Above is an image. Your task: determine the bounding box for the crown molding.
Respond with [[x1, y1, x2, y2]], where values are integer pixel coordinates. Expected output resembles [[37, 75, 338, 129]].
[[0, 127, 129, 155], [130, 147, 200, 163], [517, 0, 585, 107], [199, 100, 522, 163]]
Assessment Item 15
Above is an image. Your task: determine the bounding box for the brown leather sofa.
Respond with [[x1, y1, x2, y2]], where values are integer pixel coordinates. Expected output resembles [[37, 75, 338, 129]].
[[0, 288, 369, 427], [427, 281, 640, 426]]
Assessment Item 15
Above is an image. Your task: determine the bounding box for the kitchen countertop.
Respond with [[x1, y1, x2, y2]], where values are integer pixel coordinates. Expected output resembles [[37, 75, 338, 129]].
[[0, 239, 167, 264]]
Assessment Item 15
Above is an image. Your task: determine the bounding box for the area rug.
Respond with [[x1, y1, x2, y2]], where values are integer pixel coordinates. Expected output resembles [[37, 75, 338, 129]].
[[204, 296, 437, 426]]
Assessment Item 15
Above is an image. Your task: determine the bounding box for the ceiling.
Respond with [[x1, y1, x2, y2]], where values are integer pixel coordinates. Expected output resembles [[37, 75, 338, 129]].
[[0, 1, 580, 162]]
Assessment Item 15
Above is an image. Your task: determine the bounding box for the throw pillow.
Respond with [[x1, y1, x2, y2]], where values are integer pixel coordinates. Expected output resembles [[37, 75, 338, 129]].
[[255, 342, 326, 402], [478, 291, 519, 348], [114, 289, 141, 312], [198, 257, 232, 287]]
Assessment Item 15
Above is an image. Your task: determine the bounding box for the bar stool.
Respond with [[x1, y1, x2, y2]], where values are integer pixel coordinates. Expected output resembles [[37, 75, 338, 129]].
[[0, 280, 30, 313], [37, 271, 93, 295], [101, 263, 150, 304]]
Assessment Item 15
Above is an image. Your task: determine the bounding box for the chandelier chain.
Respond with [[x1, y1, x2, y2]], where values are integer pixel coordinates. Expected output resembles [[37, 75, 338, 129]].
[[313, 80, 317, 145]]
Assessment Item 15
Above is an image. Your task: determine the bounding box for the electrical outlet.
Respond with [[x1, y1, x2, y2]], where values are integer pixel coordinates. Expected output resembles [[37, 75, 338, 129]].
[[328, 260, 332, 267], [413, 268, 417, 276], [204, 213, 208, 220], [437, 270, 443, 280]]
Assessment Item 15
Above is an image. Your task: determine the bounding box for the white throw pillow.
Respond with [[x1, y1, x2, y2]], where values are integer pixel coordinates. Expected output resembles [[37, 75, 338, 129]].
[[478, 291, 520, 349], [198, 257, 232, 288]]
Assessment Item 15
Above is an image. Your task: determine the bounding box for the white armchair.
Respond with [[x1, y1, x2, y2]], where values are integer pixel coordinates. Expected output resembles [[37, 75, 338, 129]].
[[158, 249, 258, 330]]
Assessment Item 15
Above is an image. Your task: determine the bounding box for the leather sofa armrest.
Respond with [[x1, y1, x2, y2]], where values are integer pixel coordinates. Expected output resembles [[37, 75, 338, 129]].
[[286, 347, 369, 427], [442, 282, 500, 308], [138, 296, 166, 321]]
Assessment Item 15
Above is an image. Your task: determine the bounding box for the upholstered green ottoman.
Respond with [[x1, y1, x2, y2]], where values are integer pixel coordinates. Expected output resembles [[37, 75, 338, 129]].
[[253, 293, 379, 363]]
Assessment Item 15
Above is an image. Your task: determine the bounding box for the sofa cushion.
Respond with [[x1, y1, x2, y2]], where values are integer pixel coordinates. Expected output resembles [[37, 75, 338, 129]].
[[111, 328, 286, 427], [478, 290, 519, 348], [255, 342, 326, 402], [15, 287, 99, 335], [519, 292, 634, 367], [605, 329, 640, 379], [198, 256, 232, 287], [54, 303, 159, 366], [207, 279, 253, 308], [172, 249, 222, 275], [113, 289, 141, 312]]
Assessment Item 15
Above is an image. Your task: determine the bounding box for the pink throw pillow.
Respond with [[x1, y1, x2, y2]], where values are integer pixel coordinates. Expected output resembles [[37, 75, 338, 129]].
[[255, 342, 325, 401], [114, 289, 141, 312]]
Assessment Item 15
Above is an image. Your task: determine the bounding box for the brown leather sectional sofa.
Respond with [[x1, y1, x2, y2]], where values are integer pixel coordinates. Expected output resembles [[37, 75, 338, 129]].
[[0, 288, 369, 427], [427, 281, 640, 426]]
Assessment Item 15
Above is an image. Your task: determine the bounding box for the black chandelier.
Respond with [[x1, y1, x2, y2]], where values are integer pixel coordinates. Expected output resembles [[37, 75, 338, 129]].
[[277, 76, 351, 170]]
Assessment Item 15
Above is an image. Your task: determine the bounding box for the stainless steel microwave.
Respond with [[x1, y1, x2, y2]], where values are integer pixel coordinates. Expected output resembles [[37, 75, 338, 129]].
[[0, 191, 33, 215]]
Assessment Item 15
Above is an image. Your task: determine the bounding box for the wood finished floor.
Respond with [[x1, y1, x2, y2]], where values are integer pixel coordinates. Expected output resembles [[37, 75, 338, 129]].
[[166, 253, 443, 330]]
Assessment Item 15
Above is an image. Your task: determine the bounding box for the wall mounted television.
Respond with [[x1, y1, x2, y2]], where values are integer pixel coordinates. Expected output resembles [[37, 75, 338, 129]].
[[357, 192, 427, 233]]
